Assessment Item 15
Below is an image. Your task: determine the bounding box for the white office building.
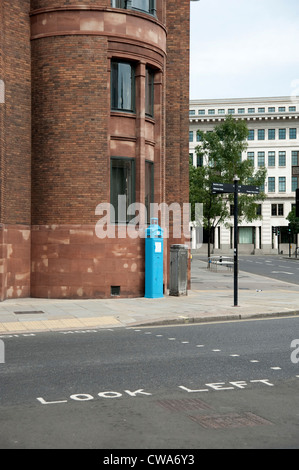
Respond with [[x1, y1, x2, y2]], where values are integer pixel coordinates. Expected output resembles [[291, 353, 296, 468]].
[[189, 97, 299, 255]]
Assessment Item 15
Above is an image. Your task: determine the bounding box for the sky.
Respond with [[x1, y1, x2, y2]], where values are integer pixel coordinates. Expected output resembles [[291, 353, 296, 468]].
[[190, 0, 299, 101]]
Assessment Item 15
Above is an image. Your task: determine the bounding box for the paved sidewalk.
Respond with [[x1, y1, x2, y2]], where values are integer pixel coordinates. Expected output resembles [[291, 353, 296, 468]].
[[0, 259, 298, 334]]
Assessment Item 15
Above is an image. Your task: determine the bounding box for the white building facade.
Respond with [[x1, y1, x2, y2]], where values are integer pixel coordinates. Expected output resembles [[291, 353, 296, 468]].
[[189, 97, 299, 255]]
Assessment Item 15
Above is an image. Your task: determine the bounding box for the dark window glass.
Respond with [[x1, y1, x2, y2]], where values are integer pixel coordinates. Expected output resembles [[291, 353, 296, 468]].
[[111, 0, 156, 15], [111, 158, 135, 223], [145, 68, 154, 117], [145, 161, 154, 224], [111, 61, 135, 113]]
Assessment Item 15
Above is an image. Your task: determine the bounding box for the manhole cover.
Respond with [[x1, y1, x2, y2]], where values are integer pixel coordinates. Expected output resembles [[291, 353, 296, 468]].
[[189, 412, 273, 429], [156, 398, 211, 411]]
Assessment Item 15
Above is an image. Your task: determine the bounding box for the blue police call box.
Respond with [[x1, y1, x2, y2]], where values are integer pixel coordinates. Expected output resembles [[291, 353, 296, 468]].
[[145, 218, 164, 298]]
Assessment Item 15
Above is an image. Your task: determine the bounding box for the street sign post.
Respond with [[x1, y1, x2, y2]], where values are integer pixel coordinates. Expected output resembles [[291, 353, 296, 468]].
[[211, 180, 260, 307]]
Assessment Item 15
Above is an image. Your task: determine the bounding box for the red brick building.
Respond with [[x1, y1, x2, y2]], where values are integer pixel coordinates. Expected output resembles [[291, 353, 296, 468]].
[[0, 0, 190, 300]]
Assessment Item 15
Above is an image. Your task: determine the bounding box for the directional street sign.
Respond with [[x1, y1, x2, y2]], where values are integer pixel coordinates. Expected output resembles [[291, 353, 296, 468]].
[[238, 185, 260, 195], [211, 182, 234, 194], [211, 182, 260, 195]]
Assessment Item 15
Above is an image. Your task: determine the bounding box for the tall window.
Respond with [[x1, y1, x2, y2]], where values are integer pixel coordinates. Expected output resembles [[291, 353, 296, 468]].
[[268, 177, 275, 193], [145, 161, 154, 224], [279, 177, 286, 192], [268, 151, 275, 167], [247, 152, 254, 166], [258, 152, 265, 167], [111, 61, 135, 113], [248, 130, 254, 140], [145, 67, 154, 117], [268, 129, 275, 140], [111, 158, 135, 223], [278, 151, 286, 167], [290, 128, 297, 139], [279, 128, 286, 139], [258, 129, 265, 140], [292, 151, 299, 166]]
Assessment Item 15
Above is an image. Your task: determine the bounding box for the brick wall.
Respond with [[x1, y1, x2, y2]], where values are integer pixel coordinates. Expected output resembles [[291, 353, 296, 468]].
[[31, 35, 109, 225], [165, 0, 190, 227], [0, 0, 31, 225], [0, 1, 31, 300]]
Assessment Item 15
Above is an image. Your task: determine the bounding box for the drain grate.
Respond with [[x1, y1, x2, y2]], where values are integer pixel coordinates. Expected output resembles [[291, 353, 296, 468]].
[[156, 398, 211, 412], [14, 311, 44, 315], [189, 412, 273, 429]]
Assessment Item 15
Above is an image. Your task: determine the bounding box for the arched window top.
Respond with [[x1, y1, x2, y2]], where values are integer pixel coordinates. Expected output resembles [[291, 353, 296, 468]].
[[111, 0, 156, 17]]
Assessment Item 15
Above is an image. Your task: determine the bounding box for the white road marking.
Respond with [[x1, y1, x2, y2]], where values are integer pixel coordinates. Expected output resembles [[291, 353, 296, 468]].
[[272, 271, 294, 275]]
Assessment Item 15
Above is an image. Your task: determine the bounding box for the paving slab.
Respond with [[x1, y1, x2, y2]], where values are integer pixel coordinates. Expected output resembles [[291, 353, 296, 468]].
[[0, 259, 298, 334]]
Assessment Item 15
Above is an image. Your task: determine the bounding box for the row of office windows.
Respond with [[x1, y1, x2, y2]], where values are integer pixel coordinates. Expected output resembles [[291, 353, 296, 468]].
[[248, 128, 297, 140], [229, 203, 294, 218], [111, 0, 156, 15], [267, 177, 286, 193], [189, 106, 297, 116], [230, 203, 292, 218], [189, 128, 297, 142], [190, 150, 299, 168], [247, 150, 299, 168]]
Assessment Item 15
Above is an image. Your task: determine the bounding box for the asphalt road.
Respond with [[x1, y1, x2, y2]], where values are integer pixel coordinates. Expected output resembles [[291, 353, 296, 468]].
[[238, 255, 299, 284], [1, 316, 299, 449]]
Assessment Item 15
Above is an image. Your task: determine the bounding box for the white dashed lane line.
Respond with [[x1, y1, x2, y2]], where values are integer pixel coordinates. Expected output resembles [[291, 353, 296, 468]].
[[134, 329, 285, 373]]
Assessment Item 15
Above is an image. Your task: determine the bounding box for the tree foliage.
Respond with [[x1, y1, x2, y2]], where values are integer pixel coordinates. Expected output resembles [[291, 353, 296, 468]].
[[189, 115, 267, 254], [286, 207, 299, 235]]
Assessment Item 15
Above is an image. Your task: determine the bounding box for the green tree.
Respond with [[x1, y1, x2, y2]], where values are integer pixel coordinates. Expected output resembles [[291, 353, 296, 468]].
[[286, 206, 299, 236], [190, 115, 267, 257]]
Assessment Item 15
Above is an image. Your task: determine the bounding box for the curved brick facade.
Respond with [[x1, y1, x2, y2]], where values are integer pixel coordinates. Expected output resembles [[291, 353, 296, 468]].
[[0, 0, 190, 300]]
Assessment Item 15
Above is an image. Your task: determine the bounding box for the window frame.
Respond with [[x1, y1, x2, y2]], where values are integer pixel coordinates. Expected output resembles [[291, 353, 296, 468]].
[[278, 151, 286, 167], [278, 176, 286, 192], [258, 129, 265, 140], [268, 177, 275, 193], [279, 128, 286, 140], [145, 67, 155, 118], [111, 60, 136, 114], [268, 151, 275, 167], [111, 0, 156, 16], [257, 151, 265, 167], [110, 157, 136, 224], [145, 160, 154, 224], [289, 128, 297, 139]]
